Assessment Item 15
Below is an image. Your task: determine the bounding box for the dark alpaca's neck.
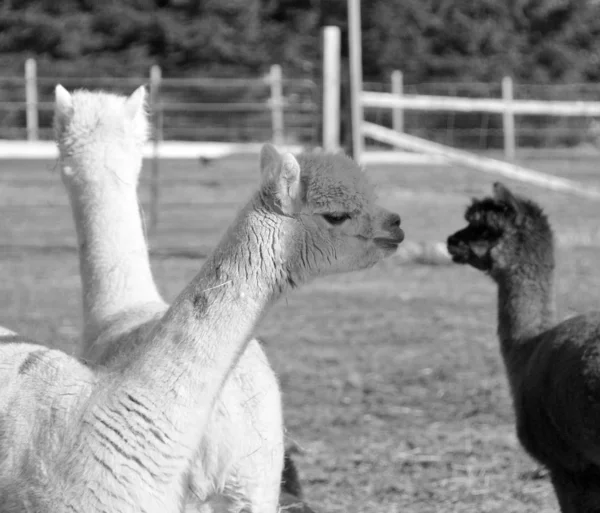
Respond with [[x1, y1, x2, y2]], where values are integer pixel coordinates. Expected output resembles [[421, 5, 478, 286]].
[[495, 256, 555, 379]]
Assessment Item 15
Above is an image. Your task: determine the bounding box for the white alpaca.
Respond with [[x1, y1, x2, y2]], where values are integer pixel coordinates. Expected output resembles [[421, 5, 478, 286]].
[[0, 140, 404, 512], [54, 85, 287, 511], [53, 85, 166, 348]]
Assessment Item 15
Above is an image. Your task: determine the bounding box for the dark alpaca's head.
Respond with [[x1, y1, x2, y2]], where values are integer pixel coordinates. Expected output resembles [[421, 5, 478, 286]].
[[446, 182, 554, 279]]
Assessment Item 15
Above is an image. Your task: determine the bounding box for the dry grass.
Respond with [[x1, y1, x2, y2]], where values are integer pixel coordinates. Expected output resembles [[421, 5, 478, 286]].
[[1, 152, 600, 512]]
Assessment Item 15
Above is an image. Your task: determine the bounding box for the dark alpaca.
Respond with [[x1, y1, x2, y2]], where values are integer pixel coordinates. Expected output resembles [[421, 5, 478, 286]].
[[279, 451, 317, 512], [447, 182, 600, 513]]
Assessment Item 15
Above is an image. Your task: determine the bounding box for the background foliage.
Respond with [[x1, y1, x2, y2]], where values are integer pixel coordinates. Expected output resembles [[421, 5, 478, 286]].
[[2, 0, 600, 83]]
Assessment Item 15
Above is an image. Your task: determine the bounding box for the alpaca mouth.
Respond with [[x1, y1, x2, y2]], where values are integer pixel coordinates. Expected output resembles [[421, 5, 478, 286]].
[[374, 230, 405, 249], [447, 244, 490, 270], [450, 253, 468, 264], [447, 243, 468, 263]]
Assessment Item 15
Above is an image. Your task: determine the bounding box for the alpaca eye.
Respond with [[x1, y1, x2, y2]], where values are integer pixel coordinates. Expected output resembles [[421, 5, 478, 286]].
[[482, 227, 497, 237], [321, 213, 351, 225]]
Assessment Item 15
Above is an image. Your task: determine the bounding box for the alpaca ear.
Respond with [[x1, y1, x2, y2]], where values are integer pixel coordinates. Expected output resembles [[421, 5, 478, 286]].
[[54, 84, 73, 139], [125, 86, 147, 121], [493, 182, 524, 220], [259, 143, 302, 214], [277, 152, 302, 212], [260, 142, 281, 179], [55, 84, 73, 115]]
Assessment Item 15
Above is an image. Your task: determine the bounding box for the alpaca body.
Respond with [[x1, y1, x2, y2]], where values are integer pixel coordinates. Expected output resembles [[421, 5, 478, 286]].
[[0, 341, 194, 512], [55, 86, 284, 511], [447, 182, 600, 512], [0, 341, 206, 513], [186, 340, 283, 511], [506, 316, 600, 512], [506, 312, 600, 512], [91, 320, 283, 512], [512, 313, 600, 473], [0, 344, 96, 512]]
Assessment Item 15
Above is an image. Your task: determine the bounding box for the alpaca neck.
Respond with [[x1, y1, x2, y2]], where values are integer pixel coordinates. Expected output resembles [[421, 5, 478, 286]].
[[66, 176, 163, 342], [127, 196, 302, 448], [496, 263, 555, 360]]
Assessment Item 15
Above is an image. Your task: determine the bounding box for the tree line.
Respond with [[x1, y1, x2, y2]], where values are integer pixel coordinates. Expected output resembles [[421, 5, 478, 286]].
[[2, 0, 599, 83]]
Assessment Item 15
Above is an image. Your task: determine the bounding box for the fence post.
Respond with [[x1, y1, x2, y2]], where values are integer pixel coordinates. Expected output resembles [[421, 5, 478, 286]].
[[25, 58, 38, 141], [322, 26, 341, 152], [269, 64, 284, 146], [149, 65, 162, 234], [502, 76, 516, 161], [347, 0, 364, 163], [391, 70, 404, 133]]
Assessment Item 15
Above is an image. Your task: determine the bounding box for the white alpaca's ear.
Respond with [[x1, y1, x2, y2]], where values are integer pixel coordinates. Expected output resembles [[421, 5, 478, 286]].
[[125, 86, 147, 120], [54, 84, 73, 118], [260, 142, 281, 179], [493, 181, 523, 219], [55, 84, 73, 115], [54, 85, 73, 139]]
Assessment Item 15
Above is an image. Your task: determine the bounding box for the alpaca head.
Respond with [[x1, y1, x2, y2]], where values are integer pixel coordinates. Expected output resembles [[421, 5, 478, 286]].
[[53, 85, 149, 188], [257, 144, 404, 279], [446, 182, 554, 279]]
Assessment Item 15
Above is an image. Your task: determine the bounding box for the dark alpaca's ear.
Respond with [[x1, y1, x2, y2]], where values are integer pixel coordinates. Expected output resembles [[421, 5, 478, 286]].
[[493, 182, 524, 221]]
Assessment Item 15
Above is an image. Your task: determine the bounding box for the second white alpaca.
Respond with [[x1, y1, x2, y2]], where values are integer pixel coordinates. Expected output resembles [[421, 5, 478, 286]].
[[54, 85, 286, 511]]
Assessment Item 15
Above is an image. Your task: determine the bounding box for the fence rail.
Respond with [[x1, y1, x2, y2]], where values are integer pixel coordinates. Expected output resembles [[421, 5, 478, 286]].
[[0, 58, 320, 145], [361, 74, 600, 161], [362, 91, 600, 116]]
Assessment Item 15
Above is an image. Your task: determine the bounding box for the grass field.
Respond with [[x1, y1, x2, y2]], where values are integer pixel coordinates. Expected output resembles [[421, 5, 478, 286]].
[[1, 152, 600, 512]]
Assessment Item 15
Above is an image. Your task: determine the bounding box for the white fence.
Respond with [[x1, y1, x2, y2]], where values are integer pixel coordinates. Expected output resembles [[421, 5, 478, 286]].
[[361, 75, 600, 161], [353, 74, 600, 199]]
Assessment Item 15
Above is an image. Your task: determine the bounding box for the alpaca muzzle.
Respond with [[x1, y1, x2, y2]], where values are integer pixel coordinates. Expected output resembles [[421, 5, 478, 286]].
[[374, 212, 404, 248], [446, 233, 470, 263]]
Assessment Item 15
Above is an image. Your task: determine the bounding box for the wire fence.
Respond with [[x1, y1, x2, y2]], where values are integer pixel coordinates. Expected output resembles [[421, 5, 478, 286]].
[[3, 59, 600, 153], [0, 61, 321, 146]]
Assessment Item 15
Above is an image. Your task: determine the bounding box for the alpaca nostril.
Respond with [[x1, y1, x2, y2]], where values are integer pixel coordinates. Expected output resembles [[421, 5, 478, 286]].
[[388, 213, 401, 228]]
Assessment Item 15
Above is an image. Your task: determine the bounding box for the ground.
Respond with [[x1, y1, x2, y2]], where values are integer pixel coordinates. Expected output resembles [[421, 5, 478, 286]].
[[1, 151, 600, 513]]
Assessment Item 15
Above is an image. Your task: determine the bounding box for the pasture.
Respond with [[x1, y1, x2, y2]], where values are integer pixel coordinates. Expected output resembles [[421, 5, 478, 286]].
[[1, 152, 600, 512]]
